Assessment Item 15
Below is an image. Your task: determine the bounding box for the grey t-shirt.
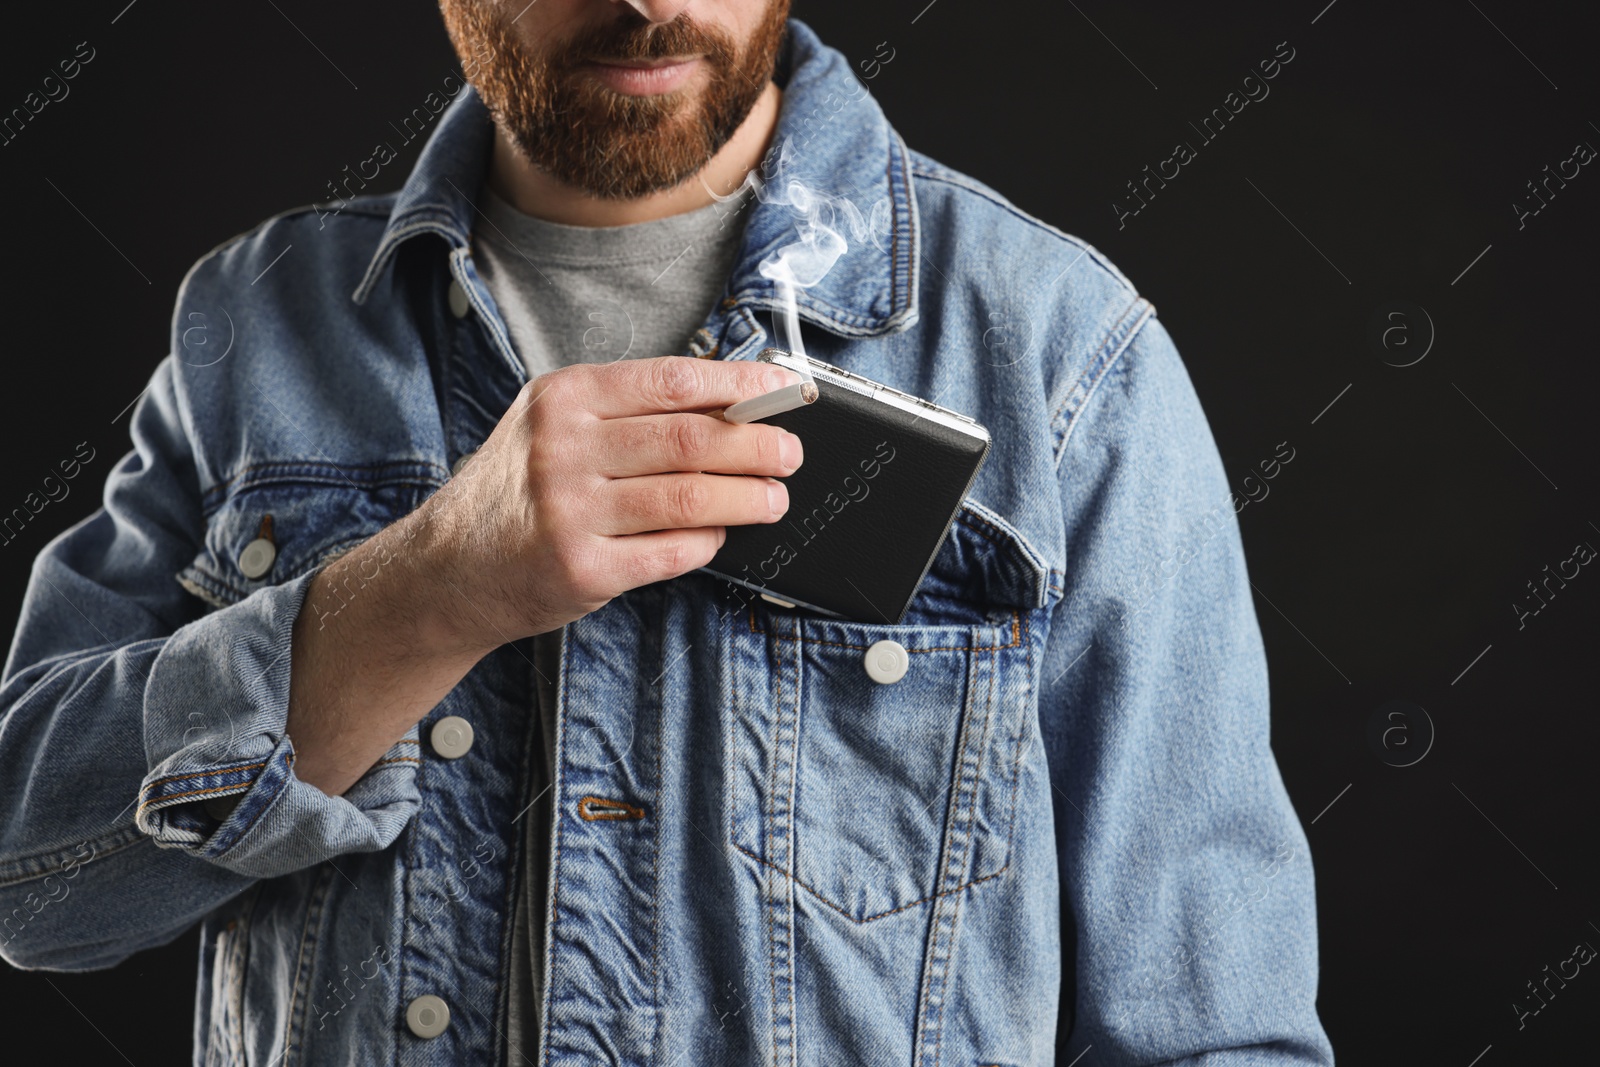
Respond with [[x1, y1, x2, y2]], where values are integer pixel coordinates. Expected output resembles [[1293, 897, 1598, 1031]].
[[474, 182, 751, 375], [470, 181, 750, 1066]]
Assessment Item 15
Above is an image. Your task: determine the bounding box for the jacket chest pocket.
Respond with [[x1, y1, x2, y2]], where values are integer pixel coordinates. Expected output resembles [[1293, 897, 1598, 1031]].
[[177, 465, 443, 610], [725, 500, 1050, 924]]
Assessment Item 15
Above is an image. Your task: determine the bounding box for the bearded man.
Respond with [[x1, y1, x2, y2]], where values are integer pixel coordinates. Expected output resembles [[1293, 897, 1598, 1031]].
[[0, 2, 1334, 1064]]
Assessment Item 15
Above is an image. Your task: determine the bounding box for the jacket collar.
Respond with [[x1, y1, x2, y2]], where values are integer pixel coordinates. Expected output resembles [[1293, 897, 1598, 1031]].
[[351, 17, 919, 338]]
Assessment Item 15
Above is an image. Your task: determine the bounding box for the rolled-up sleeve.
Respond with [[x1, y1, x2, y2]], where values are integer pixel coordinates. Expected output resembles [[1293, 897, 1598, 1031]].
[[133, 555, 419, 872], [0, 351, 418, 970]]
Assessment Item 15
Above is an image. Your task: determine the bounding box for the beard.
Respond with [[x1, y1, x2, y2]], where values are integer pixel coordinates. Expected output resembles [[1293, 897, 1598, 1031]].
[[439, 0, 790, 200]]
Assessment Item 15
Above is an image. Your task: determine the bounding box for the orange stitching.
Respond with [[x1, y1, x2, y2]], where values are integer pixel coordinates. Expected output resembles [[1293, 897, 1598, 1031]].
[[137, 781, 252, 812], [372, 756, 421, 767], [956, 636, 996, 881], [577, 796, 645, 821], [138, 750, 294, 824], [1005, 611, 1033, 847], [143, 759, 270, 791]]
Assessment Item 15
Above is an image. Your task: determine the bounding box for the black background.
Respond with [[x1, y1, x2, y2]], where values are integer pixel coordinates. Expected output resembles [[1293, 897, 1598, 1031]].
[[2, 1, 1596, 1063]]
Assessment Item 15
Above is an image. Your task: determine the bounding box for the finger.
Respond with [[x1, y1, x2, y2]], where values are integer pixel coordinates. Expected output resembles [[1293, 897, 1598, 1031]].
[[596, 472, 788, 537], [594, 411, 803, 478], [573, 356, 800, 420], [599, 525, 728, 594]]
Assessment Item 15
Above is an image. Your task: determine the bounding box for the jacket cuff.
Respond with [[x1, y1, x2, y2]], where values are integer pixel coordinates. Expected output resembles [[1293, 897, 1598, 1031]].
[[134, 569, 421, 878]]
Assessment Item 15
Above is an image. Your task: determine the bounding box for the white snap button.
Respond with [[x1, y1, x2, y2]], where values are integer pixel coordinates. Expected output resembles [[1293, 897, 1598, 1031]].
[[450, 450, 476, 477], [238, 537, 276, 579], [447, 278, 471, 318], [430, 715, 475, 759], [864, 639, 909, 684], [406, 994, 450, 1038]]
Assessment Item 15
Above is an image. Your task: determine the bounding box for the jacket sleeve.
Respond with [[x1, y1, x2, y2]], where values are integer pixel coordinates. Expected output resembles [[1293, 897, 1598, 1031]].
[[1039, 309, 1334, 1064], [0, 353, 419, 972]]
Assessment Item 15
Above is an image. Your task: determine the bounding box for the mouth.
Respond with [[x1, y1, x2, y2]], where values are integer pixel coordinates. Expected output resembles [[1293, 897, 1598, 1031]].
[[578, 55, 705, 96]]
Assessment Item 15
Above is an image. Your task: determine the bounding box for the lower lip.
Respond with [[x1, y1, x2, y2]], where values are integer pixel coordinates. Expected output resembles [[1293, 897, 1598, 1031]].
[[582, 57, 702, 96]]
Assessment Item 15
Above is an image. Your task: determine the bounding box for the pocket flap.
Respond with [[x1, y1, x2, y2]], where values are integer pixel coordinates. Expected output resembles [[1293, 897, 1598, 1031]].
[[178, 469, 439, 608], [906, 498, 1050, 624]]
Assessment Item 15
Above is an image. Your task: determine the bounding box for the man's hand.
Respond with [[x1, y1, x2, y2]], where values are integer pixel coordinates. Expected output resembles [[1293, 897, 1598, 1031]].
[[284, 356, 803, 796], [417, 356, 805, 656]]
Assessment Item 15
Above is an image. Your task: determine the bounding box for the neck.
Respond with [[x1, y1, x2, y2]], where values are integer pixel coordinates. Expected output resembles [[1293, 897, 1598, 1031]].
[[486, 81, 782, 227]]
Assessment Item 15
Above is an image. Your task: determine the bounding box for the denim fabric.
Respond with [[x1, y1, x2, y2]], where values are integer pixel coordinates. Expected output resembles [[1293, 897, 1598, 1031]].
[[0, 18, 1333, 1067]]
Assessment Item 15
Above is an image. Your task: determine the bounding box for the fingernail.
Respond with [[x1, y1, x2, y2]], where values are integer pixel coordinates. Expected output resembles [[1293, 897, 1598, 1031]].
[[767, 478, 788, 516], [779, 431, 803, 470], [764, 367, 799, 391]]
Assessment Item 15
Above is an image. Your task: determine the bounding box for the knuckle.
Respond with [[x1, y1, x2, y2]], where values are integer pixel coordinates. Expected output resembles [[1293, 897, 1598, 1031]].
[[620, 541, 671, 586], [521, 370, 569, 424], [554, 534, 604, 598], [616, 529, 715, 589], [523, 368, 560, 404], [661, 538, 692, 577], [525, 451, 555, 499], [664, 478, 709, 526], [660, 535, 711, 579], [645, 358, 702, 409], [670, 414, 712, 464]]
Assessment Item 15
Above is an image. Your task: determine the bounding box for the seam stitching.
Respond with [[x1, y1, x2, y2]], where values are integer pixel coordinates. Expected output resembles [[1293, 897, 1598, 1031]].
[[730, 841, 1010, 925], [200, 461, 448, 505], [142, 759, 270, 792], [1050, 296, 1149, 431], [1053, 299, 1157, 468], [746, 610, 1022, 652]]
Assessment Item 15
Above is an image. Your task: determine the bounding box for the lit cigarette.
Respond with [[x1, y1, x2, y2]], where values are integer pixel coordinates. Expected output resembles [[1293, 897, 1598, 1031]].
[[719, 380, 819, 423]]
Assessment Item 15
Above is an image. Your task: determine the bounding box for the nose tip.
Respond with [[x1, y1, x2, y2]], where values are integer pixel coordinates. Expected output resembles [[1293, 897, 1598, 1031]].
[[617, 0, 695, 24]]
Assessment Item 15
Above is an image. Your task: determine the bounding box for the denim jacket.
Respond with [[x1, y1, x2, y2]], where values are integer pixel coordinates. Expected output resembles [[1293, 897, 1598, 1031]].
[[0, 19, 1333, 1067]]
